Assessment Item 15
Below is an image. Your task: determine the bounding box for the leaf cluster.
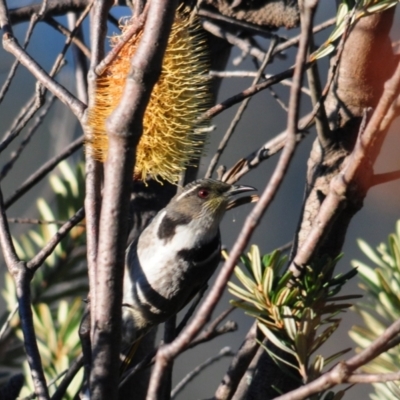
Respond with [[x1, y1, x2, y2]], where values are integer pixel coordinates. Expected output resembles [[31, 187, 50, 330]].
[[228, 245, 358, 388], [312, 0, 398, 60], [0, 161, 87, 397], [349, 220, 400, 400]]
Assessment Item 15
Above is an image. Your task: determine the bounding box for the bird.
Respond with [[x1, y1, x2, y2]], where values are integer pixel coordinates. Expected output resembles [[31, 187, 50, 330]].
[[121, 178, 257, 348]]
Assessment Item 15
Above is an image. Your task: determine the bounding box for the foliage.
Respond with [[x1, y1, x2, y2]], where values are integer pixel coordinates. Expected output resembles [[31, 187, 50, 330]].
[[0, 161, 87, 396], [349, 220, 400, 400], [228, 246, 358, 396], [312, 0, 399, 60], [18, 300, 84, 399]]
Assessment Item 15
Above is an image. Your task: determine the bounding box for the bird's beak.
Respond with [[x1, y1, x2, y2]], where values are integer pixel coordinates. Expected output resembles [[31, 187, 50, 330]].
[[226, 184, 259, 210]]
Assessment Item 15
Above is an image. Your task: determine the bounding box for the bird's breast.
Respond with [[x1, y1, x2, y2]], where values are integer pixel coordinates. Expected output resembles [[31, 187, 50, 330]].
[[123, 209, 222, 332]]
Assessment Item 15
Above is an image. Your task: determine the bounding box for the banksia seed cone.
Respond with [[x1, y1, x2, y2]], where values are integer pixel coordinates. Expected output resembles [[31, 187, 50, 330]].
[[87, 10, 211, 183]]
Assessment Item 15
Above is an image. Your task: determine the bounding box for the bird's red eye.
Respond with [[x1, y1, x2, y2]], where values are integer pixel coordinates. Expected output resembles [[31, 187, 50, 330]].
[[198, 189, 209, 199]]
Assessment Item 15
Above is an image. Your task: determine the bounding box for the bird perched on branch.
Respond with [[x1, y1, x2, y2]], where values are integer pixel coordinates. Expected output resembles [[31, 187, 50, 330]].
[[122, 179, 257, 348]]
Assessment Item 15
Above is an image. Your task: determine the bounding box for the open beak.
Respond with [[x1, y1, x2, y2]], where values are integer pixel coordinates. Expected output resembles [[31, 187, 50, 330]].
[[226, 184, 259, 210]]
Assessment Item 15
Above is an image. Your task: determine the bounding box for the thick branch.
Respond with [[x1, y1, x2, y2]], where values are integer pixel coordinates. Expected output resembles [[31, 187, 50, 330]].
[[89, 2, 178, 399], [291, 31, 400, 271], [291, 7, 397, 268]]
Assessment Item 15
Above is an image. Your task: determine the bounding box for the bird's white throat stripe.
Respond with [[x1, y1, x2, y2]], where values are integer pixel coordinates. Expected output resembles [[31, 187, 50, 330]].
[[175, 183, 200, 201]]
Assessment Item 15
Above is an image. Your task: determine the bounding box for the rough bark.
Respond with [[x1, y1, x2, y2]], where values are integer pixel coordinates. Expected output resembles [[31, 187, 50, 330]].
[[244, 8, 397, 400], [292, 8, 396, 262]]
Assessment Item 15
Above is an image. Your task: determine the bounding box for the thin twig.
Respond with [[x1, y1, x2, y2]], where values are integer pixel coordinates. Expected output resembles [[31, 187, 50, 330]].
[[4, 136, 83, 209], [203, 64, 305, 120], [23, 369, 67, 400], [310, 8, 355, 149], [0, 303, 19, 340], [0, 88, 46, 154], [371, 170, 400, 186], [45, 16, 91, 59], [8, 0, 89, 24], [0, 184, 49, 399], [26, 207, 85, 271], [202, 20, 267, 63], [208, 71, 311, 96], [213, 322, 259, 400], [47, 0, 93, 79], [347, 371, 400, 384], [147, 0, 313, 393], [205, 38, 277, 179], [171, 347, 234, 399], [306, 33, 330, 144], [222, 119, 308, 185], [273, 17, 336, 56], [274, 318, 400, 400], [95, 4, 149, 76], [51, 354, 84, 400], [190, 321, 238, 349], [201, 13, 335, 63], [192, 305, 237, 345], [67, 12, 89, 103], [175, 286, 207, 336], [7, 217, 86, 226], [0, 94, 56, 180], [197, 8, 282, 39], [119, 307, 237, 391], [0, 0, 48, 104], [268, 87, 289, 112], [1, 11, 85, 120]]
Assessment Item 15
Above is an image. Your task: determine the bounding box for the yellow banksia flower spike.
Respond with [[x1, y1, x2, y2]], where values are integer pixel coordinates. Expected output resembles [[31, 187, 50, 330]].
[[87, 8, 212, 183]]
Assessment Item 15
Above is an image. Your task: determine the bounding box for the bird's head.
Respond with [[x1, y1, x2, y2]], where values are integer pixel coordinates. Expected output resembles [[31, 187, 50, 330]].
[[166, 179, 257, 225]]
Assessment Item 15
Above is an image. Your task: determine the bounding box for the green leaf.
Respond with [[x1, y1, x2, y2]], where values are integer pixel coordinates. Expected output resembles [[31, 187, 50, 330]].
[[358, 238, 387, 268], [311, 354, 324, 375], [324, 348, 351, 366], [250, 245, 262, 284], [295, 332, 307, 368], [282, 306, 296, 341], [259, 339, 301, 374], [262, 266, 274, 298], [274, 287, 292, 306], [234, 266, 256, 293], [258, 323, 297, 357], [59, 161, 79, 198]]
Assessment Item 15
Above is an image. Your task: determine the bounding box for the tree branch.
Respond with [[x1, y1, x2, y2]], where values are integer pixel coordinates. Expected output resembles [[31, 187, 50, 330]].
[[371, 169, 400, 186], [0, 0, 85, 120], [274, 318, 400, 400], [291, 38, 400, 272], [213, 322, 259, 400], [0, 185, 49, 399], [89, 2, 178, 399], [146, 0, 313, 392], [171, 347, 234, 399], [9, 0, 90, 25], [26, 207, 85, 271], [4, 136, 83, 208], [205, 38, 277, 179]]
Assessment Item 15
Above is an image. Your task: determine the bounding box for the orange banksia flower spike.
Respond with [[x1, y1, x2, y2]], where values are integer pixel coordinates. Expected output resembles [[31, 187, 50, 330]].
[[87, 8, 212, 184]]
